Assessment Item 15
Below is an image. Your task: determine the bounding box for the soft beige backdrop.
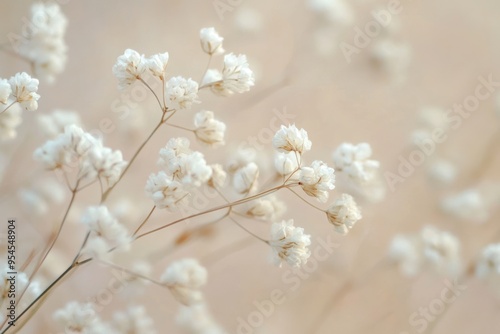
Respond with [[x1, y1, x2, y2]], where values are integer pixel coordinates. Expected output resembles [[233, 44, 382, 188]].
[[1, 0, 500, 333]]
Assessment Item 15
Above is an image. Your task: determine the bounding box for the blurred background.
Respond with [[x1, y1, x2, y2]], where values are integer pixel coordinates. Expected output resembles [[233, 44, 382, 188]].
[[1, 0, 500, 333]]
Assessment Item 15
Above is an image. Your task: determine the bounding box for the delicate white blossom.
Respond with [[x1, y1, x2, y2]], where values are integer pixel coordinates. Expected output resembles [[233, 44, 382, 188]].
[[166, 76, 200, 109], [441, 189, 488, 223], [113, 49, 146, 90], [177, 304, 227, 334], [274, 152, 299, 176], [243, 195, 286, 221], [112, 306, 157, 334], [200, 27, 224, 55], [0, 79, 11, 105], [332, 142, 379, 183], [8, 72, 40, 111], [161, 258, 208, 305], [194, 110, 226, 146], [145, 171, 189, 210], [232, 162, 259, 194], [273, 124, 312, 155], [53, 302, 100, 333], [299, 160, 335, 202], [476, 243, 500, 279], [207, 164, 227, 189], [269, 219, 311, 268], [203, 54, 254, 96], [146, 52, 169, 79], [326, 193, 362, 235], [37, 109, 82, 138], [0, 105, 22, 140], [17, 3, 68, 83]]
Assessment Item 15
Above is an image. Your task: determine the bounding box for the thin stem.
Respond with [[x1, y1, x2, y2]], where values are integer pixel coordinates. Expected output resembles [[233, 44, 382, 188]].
[[229, 215, 267, 243], [133, 206, 156, 236], [101, 115, 165, 203], [166, 123, 194, 132], [135, 184, 293, 240], [98, 259, 164, 287], [139, 78, 164, 112], [287, 187, 325, 212], [0, 101, 17, 115], [30, 183, 79, 281]]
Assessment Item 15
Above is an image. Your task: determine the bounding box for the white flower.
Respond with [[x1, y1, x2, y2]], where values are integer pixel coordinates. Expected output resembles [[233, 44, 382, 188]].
[[207, 164, 227, 189], [146, 52, 169, 79], [177, 304, 227, 334], [161, 258, 208, 305], [37, 109, 82, 138], [269, 219, 311, 268], [145, 171, 189, 210], [326, 193, 362, 235], [194, 110, 226, 146], [0, 79, 11, 104], [166, 76, 200, 110], [308, 0, 353, 25], [80, 205, 130, 258], [389, 226, 462, 277], [204, 54, 254, 96], [243, 195, 286, 221], [332, 142, 380, 183], [226, 147, 256, 173], [299, 160, 335, 202], [17, 3, 68, 83], [371, 38, 411, 77], [273, 124, 312, 155], [113, 49, 147, 90], [427, 159, 456, 185], [88, 144, 127, 186], [274, 152, 299, 176], [388, 234, 421, 277], [420, 226, 461, 277], [112, 306, 157, 334], [441, 189, 488, 223], [232, 162, 259, 194], [53, 302, 100, 333], [158, 138, 212, 187], [200, 27, 224, 55], [476, 243, 500, 279], [8, 72, 40, 111]]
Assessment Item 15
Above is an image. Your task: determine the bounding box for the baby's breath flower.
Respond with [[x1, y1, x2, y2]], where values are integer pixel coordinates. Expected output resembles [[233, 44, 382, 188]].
[[112, 306, 157, 334], [88, 144, 127, 186], [80, 205, 131, 258], [161, 258, 208, 306], [113, 49, 146, 90], [226, 147, 256, 173], [158, 137, 212, 187], [326, 193, 362, 235], [0, 79, 11, 104], [476, 243, 500, 279], [207, 164, 227, 188], [269, 219, 311, 268], [145, 171, 189, 210], [441, 189, 488, 223], [146, 52, 169, 79], [166, 76, 200, 110], [18, 3, 68, 83], [332, 142, 380, 183], [37, 109, 82, 138], [308, 0, 353, 25], [1, 267, 29, 299], [274, 152, 299, 176], [204, 54, 254, 96], [53, 302, 100, 333], [8, 72, 40, 111], [200, 27, 224, 55], [299, 160, 335, 202], [243, 195, 286, 221], [388, 234, 421, 277], [194, 110, 226, 146], [273, 124, 312, 155], [232, 162, 259, 194]]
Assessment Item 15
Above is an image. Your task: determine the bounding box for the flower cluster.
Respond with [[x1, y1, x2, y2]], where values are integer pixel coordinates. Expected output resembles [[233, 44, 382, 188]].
[[146, 138, 212, 210], [388, 225, 462, 277], [80, 205, 131, 259], [33, 125, 127, 187], [332, 142, 380, 184], [160, 258, 208, 305], [16, 3, 68, 83], [269, 219, 312, 268]]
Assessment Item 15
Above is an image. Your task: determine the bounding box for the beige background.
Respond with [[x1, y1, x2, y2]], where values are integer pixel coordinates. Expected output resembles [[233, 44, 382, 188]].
[[1, 0, 500, 333]]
